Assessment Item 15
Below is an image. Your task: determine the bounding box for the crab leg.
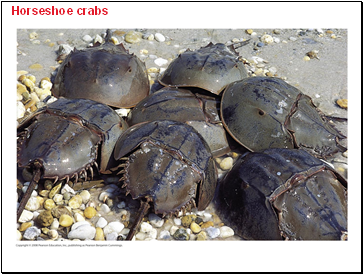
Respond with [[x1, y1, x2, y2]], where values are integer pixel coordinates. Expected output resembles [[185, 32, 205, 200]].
[[17, 166, 42, 221], [125, 199, 151, 241]]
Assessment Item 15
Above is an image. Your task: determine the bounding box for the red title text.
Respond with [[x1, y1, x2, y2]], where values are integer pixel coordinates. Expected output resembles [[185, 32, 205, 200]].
[[12, 6, 108, 15]]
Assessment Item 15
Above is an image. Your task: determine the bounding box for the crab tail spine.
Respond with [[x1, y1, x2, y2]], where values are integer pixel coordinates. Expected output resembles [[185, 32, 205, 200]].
[[105, 29, 113, 42], [125, 200, 151, 241], [17, 167, 42, 222]]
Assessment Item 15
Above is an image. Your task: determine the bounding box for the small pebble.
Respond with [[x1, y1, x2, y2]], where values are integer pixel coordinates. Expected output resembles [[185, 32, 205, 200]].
[[17, 83, 28, 96], [273, 29, 281, 34], [206, 227, 220, 239], [148, 228, 158, 239], [50, 219, 59, 230], [197, 231, 208, 241], [19, 222, 32, 232], [136, 232, 147, 240], [125, 31, 142, 44], [61, 184, 75, 195], [95, 227, 105, 241], [68, 224, 96, 240], [154, 33, 166, 42], [106, 231, 118, 241], [29, 63, 43, 70], [219, 157, 233, 170], [256, 42, 265, 47], [201, 221, 214, 229], [110, 36, 119, 45], [181, 214, 196, 227], [103, 221, 124, 235], [148, 213, 164, 228], [154, 58, 168, 66], [158, 230, 171, 240], [94, 34, 103, 44], [29, 32, 38, 39], [18, 210, 33, 223], [53, 194, 63, 203], [84, 207, 97, 219], [34, 87, 52, 100], [16, 230, 22, 241], [190, 222, 202, 234], [173, 218, 182, 226], [274, 37, 280, 43], [268, 67, 277, 75], [170, 225, 179, 236], [17, 101, 26, 119], [58, 44, 73, 55], [74, 212, 85, 222], [23, 226, 41, 240], [62, 192, 71, 201], [303, 56, 311, 61], [68, 195, 82, 209], [307, 50, 319, 59], [96, 217, 108, 228], [71, 221, 91, 231], [27, 74, 36, 83], [48, 229, 58, 240], [289, 37, 297, 41], [246, 29, 253, 35], [22, 78, 35, 91], [219, 226, 235, 238], [41, 227, 49, 235], [336, 99, 348, 109], [140, 222, 153, 233], [49, 183, 62, 199], [100, 204, 110, 214], [59, 214, 73, 227], [51, 205, 72, 218], [37, 210, 54, 227], [173, 228, 189, 241], [79, 190, 91, 203], [260, 34, 274, 44], [17, 70, 29, 79], [82, 34, 93, 43]]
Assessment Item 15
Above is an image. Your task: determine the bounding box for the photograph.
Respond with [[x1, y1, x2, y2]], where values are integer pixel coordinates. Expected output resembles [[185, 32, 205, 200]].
[[2, 2, 361, 272]]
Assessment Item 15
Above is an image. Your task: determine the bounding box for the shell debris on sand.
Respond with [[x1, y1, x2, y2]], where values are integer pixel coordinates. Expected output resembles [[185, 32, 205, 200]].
[[16, 29, 347, 241]]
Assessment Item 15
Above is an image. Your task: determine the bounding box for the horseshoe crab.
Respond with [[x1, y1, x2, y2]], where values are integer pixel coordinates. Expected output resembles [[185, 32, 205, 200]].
[[159, 42, 248, 95], [113, 120, 218, 240], [52, 30, 150, 108], [220, 76, 347, 158], [215, 148, 347, 240], [127, 87, 230, 157], [17, 98, 128, 221]]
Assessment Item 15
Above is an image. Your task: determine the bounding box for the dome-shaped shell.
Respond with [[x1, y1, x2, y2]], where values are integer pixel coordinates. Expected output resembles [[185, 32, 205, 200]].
[[221, 76, 346, 158], [215, 148, 347, 240], [52, 35, 149, 108], [159, 43, 248, 95]]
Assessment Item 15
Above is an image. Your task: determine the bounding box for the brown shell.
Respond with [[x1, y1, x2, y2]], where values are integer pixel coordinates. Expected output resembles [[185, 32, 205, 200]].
[[221, 76, 346, 158], [114, 120, 218, 215], [215, 148, 347, 240], [17, 98, 128, 181], [127, 87, 230, 157], [159, 43, 248, 95], [52, 39, 149, 108]]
